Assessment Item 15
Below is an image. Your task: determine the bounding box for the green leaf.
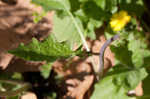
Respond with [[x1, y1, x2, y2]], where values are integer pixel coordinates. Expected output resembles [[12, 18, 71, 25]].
[[137, 69, 150, 99], [7, 96, 19, 99], [131, 50, 144, 68], [127, 33, 147, 51], [110, 45, 133, 66], [12, 72, 23, 80], [79, 0, 88, 2], [33, 11, 47, 23], [94, 0, 118, 13], [32, 0, 93, 51], [69, 0, 80, 12], [119, 0, 144, 16], [91, 65, 148, 99], [0, 72, 13, 80], [40, 63, 52, 79], [75, 9, 103, 40], [127, 33, 150, 68], [9, 36, 74, 62], [82, 1, 109, 21], [143, 56, 150, 68], [52, 14, 83, 48], [32, 0, 70, 12], [46, 92, 57, 99], [86, 18, 103, 39], [94, 0, 106, 10], [74, 9, 89, 23], [105, 0, 118, 13]]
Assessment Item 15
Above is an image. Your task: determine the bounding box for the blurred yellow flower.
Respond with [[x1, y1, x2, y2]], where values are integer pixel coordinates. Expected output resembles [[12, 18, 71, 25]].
[[110, 10, 131, 31]]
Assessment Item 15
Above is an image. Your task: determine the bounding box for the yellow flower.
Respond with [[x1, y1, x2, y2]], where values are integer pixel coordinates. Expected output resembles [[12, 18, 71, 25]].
[[110, 10, 131, 31]]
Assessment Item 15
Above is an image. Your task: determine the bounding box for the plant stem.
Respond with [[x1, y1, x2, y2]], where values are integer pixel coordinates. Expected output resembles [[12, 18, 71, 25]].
[[62, 3, 90, 52], [62, 2, 100, 80], [68, 11, 90, 52]]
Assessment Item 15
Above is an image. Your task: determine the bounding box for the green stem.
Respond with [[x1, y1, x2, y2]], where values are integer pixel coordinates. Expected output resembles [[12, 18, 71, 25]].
[[61, 2, 99, 78], [62, 3, 90, 52]]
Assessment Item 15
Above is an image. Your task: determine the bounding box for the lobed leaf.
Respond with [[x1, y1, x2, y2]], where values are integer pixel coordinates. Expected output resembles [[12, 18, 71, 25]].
[[9, 36, 74, 62], [127, 32, 150, 68]]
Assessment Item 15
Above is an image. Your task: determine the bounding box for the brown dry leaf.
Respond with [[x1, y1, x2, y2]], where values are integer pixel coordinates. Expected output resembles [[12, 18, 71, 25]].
[[53, 57, 95, 99], [61, 58, 95, 99], [53, 28, 115, 99], [21, 92, 37, 99], [5, 58, 45, 72], [0, 52, 13, 69], [0, 0, 52, 70], [135, 82, 143, 96], [65, 75, 94, 99]]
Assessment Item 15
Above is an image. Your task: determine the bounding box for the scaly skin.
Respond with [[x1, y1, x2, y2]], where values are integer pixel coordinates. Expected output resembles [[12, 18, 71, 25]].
[[98, 34, 120, 80]]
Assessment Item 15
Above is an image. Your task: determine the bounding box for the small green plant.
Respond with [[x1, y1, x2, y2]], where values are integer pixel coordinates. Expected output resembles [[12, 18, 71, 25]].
[[1, 0, 150, 99]]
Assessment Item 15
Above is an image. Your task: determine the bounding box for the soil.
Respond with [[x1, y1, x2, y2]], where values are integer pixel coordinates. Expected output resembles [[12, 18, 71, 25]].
[[0, 0, 142, 99]]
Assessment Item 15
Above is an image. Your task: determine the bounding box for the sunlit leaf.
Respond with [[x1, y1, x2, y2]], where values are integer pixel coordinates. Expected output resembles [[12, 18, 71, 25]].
[[91, 66, 147, 99]]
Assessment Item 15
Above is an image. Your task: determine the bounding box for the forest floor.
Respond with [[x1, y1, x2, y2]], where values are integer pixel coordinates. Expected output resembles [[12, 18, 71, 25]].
[[0, 0, 142, 99]]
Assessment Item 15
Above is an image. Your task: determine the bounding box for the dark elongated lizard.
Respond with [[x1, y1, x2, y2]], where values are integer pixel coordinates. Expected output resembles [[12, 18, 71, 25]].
[[98, 34, 120, 80]]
